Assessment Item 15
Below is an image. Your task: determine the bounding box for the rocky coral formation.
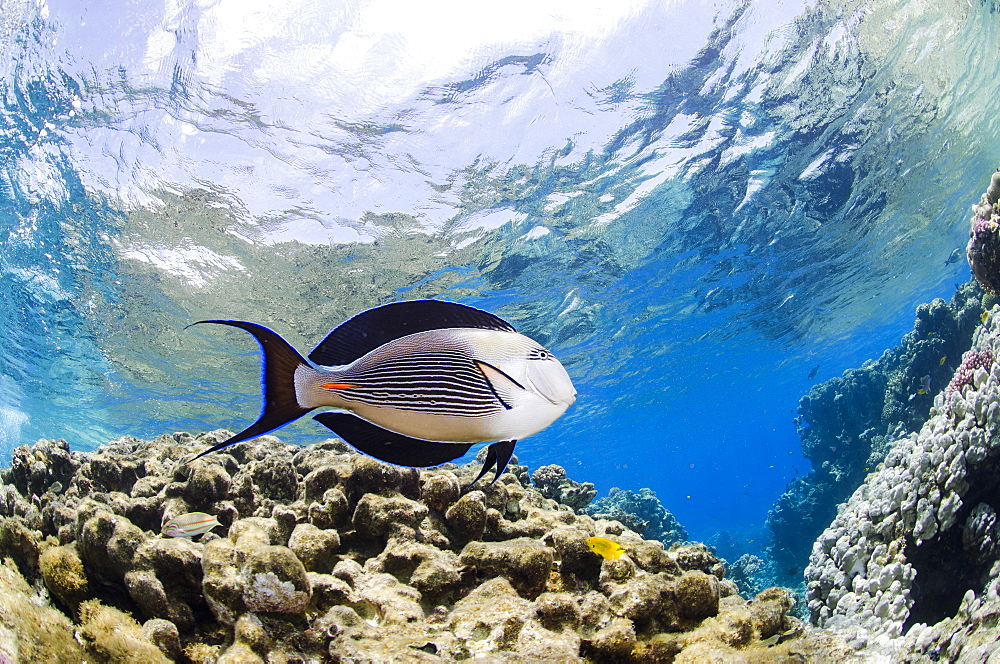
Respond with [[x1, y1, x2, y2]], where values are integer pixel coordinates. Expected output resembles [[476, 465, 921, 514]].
[[768, 280, 990, 576], [727, 553, 766, 598], [804, 304, 1000, 659], [531, 464, 597, 512], [0, 430, 840, 661], [584, 486, 688, 547]]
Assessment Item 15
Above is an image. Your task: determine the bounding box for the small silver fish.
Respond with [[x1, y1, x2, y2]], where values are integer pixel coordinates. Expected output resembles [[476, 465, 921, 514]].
[[190, 300, 577, 485], [945, 248, 961, 265], [163, 512, 222, 537]]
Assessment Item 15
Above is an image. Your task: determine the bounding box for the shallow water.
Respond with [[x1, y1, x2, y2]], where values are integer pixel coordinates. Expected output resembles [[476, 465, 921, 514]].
[[1, 0, 998, 545]]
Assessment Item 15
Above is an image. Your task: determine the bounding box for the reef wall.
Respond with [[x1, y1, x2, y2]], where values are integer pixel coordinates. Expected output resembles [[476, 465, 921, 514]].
[[0, 431, 847, 662], [804, 303, 1000, 660], [802, 170, 1000, 660], [767, 280, 990, 576]]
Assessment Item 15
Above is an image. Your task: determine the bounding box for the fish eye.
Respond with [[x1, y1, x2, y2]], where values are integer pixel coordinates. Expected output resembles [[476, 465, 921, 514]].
[[530, 348, 552, 360]]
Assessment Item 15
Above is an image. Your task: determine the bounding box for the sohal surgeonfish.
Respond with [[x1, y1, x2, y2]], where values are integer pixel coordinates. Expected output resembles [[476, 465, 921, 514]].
[[189, 300, 577, 485]]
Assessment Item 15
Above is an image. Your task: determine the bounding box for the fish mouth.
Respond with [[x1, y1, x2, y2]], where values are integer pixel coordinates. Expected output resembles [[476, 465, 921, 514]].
[[526, 368, 577, 406]]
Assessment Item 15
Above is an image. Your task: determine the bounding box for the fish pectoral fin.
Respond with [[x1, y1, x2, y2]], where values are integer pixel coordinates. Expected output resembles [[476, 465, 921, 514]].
[[468, 440, 517, 488], [474, 361, 525, 411], [312, 412, 473, 468]]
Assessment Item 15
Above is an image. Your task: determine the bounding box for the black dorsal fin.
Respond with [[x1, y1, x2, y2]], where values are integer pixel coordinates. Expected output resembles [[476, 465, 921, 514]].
[[313, 412, 474, 467], [308, 299, 516, 366]]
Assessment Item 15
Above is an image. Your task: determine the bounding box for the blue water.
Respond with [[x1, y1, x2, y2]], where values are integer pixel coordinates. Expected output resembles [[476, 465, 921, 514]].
[[2, 0, 999, 550]]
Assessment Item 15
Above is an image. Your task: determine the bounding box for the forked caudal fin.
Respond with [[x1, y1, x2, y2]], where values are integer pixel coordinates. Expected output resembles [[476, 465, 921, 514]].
[[188, 320, 313, 459]]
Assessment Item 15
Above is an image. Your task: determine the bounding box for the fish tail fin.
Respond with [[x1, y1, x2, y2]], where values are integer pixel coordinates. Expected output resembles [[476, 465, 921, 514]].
[[189, 320, 313, 458]]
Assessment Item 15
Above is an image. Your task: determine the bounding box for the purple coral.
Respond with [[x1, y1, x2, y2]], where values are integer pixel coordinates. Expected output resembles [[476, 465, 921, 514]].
[[945, 349, 996, 403], [967, 171, 1000, 294]]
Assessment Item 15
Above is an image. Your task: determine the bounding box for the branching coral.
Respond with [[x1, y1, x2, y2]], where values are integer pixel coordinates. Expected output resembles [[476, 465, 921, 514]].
[[945, 349, 996, 405]]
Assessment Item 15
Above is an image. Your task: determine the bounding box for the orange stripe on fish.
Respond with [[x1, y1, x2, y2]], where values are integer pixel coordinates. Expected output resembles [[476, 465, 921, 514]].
[[163, 512, 222, 538]]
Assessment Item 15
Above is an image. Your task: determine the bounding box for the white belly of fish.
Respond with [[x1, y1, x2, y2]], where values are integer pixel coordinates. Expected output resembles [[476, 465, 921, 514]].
[[343, 393, 571, 443]]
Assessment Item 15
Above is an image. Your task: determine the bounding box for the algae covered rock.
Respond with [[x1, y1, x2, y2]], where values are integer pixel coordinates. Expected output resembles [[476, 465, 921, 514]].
[[287, 523, 340, 573], [202, 527, 311, 624], [448, 578, 554, 657], [582, 617, 637, 661], [0, 556, 89, 662], [675, 570, 720, 621], [76, 505, 149, 584], [38, 543, 89, 611], [183, 460, 232, 507], [444, 489, 487, 541], [420, 469, 461, 512], [77, 599, 172, 663], [6, 437, 77, 497], [0, 430, 841, 661], [460, 537, 554, 599], [124, 537, 204, 629], [547, 524, 603, 582], [353, 492, 428, 539], [369, 536, 473, 605]]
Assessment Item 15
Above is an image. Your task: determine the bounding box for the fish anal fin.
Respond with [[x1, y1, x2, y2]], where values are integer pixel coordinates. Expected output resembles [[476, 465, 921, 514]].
[[313, 412, 473, 468]]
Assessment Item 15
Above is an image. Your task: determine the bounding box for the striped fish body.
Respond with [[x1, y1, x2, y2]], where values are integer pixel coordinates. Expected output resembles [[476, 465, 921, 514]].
[[295, 328, 574, 443], [189, 300, 576, 485], [163, 512, 222, 537]]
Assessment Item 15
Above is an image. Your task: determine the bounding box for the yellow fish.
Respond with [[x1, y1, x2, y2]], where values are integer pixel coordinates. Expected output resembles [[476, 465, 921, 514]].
[[983, 311, 990, 323], [940, 355, 948, 365], [586, 536, 625, 561], [162, 512, 222, 538]]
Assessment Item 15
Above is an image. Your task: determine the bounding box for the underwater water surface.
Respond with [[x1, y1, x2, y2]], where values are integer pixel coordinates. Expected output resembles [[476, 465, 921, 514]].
[[1, 0, 999, 550]]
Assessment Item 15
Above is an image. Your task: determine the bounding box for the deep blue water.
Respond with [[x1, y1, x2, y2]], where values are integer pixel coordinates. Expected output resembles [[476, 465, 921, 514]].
[[2, 0, 999, 549]]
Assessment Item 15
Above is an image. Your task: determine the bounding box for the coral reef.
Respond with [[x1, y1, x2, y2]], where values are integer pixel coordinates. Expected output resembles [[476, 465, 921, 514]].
[[531, 464, 597, 512], [727, 553, 766, 598], [804, 304, 1000, 659], [768, 280, 990, 576], [584, 487, 688, 547], [967, 169, 1000, 294], [0, 430, 842, 661]]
